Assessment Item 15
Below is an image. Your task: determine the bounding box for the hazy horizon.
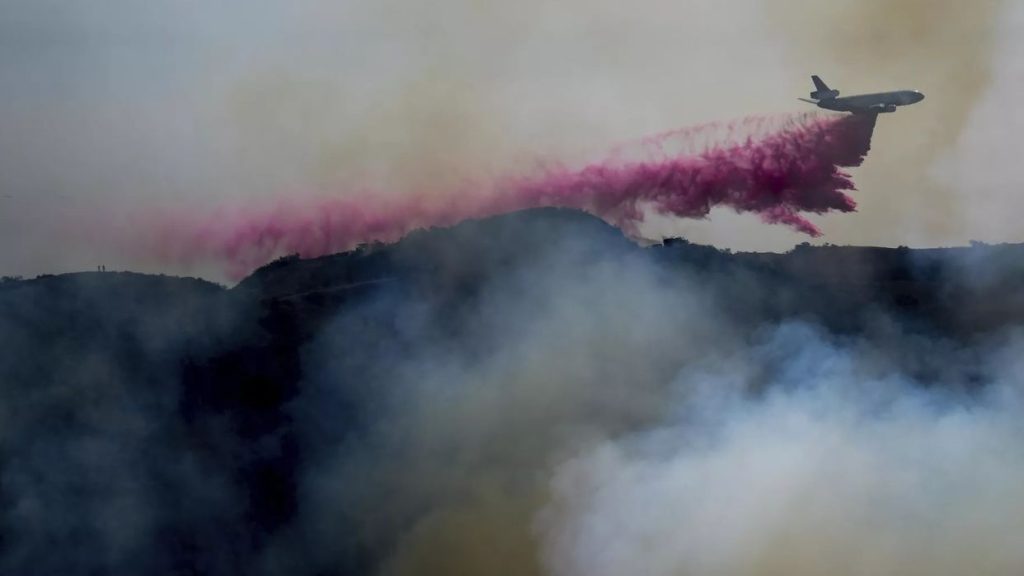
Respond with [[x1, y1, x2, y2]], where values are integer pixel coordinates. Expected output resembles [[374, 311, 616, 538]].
[[1, 0, 1018, 281]]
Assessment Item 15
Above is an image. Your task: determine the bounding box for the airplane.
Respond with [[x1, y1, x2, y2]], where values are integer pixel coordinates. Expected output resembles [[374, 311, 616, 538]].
[[799, 75, 924, 114]]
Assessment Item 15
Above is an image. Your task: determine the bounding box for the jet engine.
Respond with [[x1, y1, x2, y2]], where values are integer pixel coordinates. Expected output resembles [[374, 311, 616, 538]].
[[810, 89, 840, 100], [878, 104, 897, 113]]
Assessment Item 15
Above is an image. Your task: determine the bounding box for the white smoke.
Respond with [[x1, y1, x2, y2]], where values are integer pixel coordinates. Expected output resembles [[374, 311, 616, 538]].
[[280, 218, 1024, 575], [538, 323, 1024, 576]]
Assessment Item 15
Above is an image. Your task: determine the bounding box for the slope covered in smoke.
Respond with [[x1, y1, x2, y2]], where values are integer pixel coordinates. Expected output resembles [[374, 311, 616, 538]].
[[3, 208, 1024, 575]]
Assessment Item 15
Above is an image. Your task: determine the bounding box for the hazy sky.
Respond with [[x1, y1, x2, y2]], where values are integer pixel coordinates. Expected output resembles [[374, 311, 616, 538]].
[[0, 0, 1017, 278]]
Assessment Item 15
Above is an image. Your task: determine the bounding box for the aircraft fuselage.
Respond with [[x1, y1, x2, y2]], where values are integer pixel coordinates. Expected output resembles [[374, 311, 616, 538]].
[[816, 90, 925, 114], [801, 76, 924, 114]]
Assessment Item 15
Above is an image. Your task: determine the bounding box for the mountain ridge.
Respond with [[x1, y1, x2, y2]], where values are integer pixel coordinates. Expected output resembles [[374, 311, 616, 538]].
[[2, 207, 1024, 574]]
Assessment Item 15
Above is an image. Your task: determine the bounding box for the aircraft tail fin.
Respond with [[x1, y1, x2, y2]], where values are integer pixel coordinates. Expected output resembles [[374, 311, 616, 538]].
[[809, 75, 840, 100]]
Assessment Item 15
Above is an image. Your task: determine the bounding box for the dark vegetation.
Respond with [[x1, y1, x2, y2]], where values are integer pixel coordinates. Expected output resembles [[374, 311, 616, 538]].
[[1, 207, 1023, 574]]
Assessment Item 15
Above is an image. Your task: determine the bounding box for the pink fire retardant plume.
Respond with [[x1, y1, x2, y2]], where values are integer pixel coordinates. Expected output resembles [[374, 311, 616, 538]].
[[151, 112, 877, 278]]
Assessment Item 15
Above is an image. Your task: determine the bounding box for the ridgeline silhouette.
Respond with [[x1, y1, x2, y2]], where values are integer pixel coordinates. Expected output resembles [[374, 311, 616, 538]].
[[2, 208, 1024, 575]]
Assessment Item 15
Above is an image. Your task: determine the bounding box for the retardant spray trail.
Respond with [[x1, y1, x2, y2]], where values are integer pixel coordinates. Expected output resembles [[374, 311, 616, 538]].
[[151, 112, 877, 278]]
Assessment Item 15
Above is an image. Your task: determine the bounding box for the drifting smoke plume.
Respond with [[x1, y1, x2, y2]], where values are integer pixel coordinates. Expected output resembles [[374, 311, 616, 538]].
[[3, 2, 1022, 575], [539, 324, 1024, 576], [150, 112, 876, 278], [4, 210, 1024, 575], [0, 0, 1009, 278], [280, 220, 1024, 576]]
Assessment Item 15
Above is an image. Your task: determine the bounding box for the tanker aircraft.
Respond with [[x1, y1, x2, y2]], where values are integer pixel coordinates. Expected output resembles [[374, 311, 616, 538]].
[[799, 75, 924, 114]]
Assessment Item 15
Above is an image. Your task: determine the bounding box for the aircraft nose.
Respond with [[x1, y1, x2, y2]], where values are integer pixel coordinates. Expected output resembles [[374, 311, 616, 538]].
[[913, 91, 925, 102]]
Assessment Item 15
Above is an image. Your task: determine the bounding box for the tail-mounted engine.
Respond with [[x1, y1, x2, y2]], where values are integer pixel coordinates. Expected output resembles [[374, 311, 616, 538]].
[[810, 89, 840, 100]]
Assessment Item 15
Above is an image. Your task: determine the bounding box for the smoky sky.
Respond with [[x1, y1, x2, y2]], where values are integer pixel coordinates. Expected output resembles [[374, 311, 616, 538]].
[[3, 3, 1024, 573], [0, 0, 1019, 280]]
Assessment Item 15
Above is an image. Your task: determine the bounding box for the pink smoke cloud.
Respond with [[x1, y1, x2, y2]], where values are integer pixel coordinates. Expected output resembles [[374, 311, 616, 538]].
[[148, 112, 876, 279]]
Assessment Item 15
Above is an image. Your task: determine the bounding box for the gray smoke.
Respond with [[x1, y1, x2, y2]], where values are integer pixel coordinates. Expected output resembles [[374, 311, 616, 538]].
[[0, 0, 1012, 279], [540, 324, 1024, 576], [0, 273, 257, 575], [275, 219, 1024, 575], [3, 213, 1024, 574]]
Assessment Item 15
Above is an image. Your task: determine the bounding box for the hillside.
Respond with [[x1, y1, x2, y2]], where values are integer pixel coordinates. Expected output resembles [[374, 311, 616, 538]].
[[2, 207, 1024, 575]]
